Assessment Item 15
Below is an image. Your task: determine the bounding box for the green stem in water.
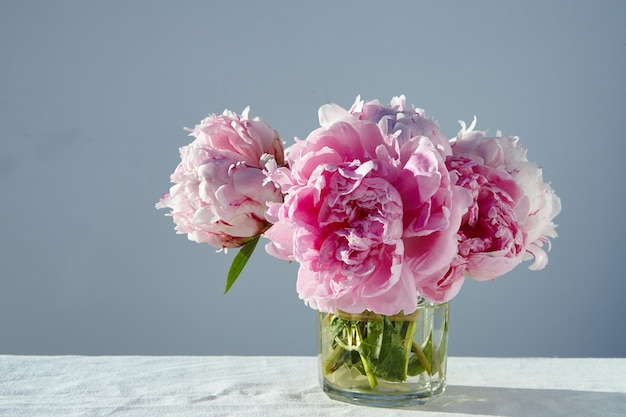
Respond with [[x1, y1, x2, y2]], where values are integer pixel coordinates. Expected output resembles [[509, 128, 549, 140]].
[[323, 343, 344, 374], [412, 340, 432, 375], [403, 320, 417, 379], [354, 323, 378, 388]]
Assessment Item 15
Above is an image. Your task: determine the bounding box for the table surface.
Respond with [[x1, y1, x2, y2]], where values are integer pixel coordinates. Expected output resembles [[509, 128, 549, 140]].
[[1, 355, 625, 417]]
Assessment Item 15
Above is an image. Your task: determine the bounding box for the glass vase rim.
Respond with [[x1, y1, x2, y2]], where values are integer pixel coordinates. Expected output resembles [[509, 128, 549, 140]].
[[325, 298, 449, 322]]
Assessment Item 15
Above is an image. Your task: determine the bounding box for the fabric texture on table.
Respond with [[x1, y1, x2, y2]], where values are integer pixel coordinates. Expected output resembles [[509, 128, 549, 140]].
[[0, 356, 625, 417]]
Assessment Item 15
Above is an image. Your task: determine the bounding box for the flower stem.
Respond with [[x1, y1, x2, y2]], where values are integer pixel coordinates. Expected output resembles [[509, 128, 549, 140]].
[[354, 323, 378, 388], [412, 340, 432, 375], [403, 320, 417, 379], [323, 343, 343, 374]]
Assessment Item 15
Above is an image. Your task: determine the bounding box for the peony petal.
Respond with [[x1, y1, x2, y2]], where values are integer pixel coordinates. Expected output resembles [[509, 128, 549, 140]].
[[318, 103, 352, 127]]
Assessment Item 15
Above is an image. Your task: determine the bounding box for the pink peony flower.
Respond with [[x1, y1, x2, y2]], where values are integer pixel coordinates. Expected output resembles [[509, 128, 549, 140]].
[[447, 119, 561, 280], [349, 95, 452, 156], [157, 96, 562, 315], [157, 107, 284, 249], [446, 155, 529, 280], [264, 103, 470, 314]]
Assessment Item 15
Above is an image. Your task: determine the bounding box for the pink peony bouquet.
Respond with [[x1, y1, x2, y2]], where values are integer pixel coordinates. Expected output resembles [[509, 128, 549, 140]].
[[157, 95, 561, 316]]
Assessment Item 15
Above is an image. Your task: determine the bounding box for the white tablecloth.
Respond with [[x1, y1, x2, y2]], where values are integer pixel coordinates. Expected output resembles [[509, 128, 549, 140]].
[[1, 356, 624, 417]]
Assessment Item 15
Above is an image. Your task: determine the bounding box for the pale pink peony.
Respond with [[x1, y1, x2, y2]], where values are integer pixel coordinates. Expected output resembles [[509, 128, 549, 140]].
[[447, 119, 561, 280], [349, 95, 452, 156], [264, 103, 470, 314], [157, 107, 284, 249]]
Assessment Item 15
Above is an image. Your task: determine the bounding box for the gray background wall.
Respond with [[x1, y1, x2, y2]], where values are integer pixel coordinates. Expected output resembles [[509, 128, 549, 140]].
[[1, 1, 624, 357]]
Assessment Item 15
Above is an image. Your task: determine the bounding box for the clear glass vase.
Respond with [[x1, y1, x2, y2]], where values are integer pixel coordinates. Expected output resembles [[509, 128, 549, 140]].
[[318, 299, 449, 407]]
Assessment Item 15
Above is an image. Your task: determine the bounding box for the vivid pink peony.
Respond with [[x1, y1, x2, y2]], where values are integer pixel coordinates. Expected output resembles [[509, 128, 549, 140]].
[[447, 119, 561, 280], [264, 103, 470, 314], [446, 155, 529, 280], [157, 107, 284, 249]]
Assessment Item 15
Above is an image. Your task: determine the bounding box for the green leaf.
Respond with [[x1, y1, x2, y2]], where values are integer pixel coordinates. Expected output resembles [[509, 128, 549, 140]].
[[356, 318, 383, 366], [223, 235, 260, 294], [371, 318, 408, 382], [353, 317, 409, 383], [328, 315, 346, 342]]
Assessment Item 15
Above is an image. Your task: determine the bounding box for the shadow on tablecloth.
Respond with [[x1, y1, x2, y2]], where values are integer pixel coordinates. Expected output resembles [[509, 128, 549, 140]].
[[413, 385, 626, 417]]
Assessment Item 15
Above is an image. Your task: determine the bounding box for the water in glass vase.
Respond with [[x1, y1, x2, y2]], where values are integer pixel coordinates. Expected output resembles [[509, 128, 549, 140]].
[[318, 299, 449, 407]]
